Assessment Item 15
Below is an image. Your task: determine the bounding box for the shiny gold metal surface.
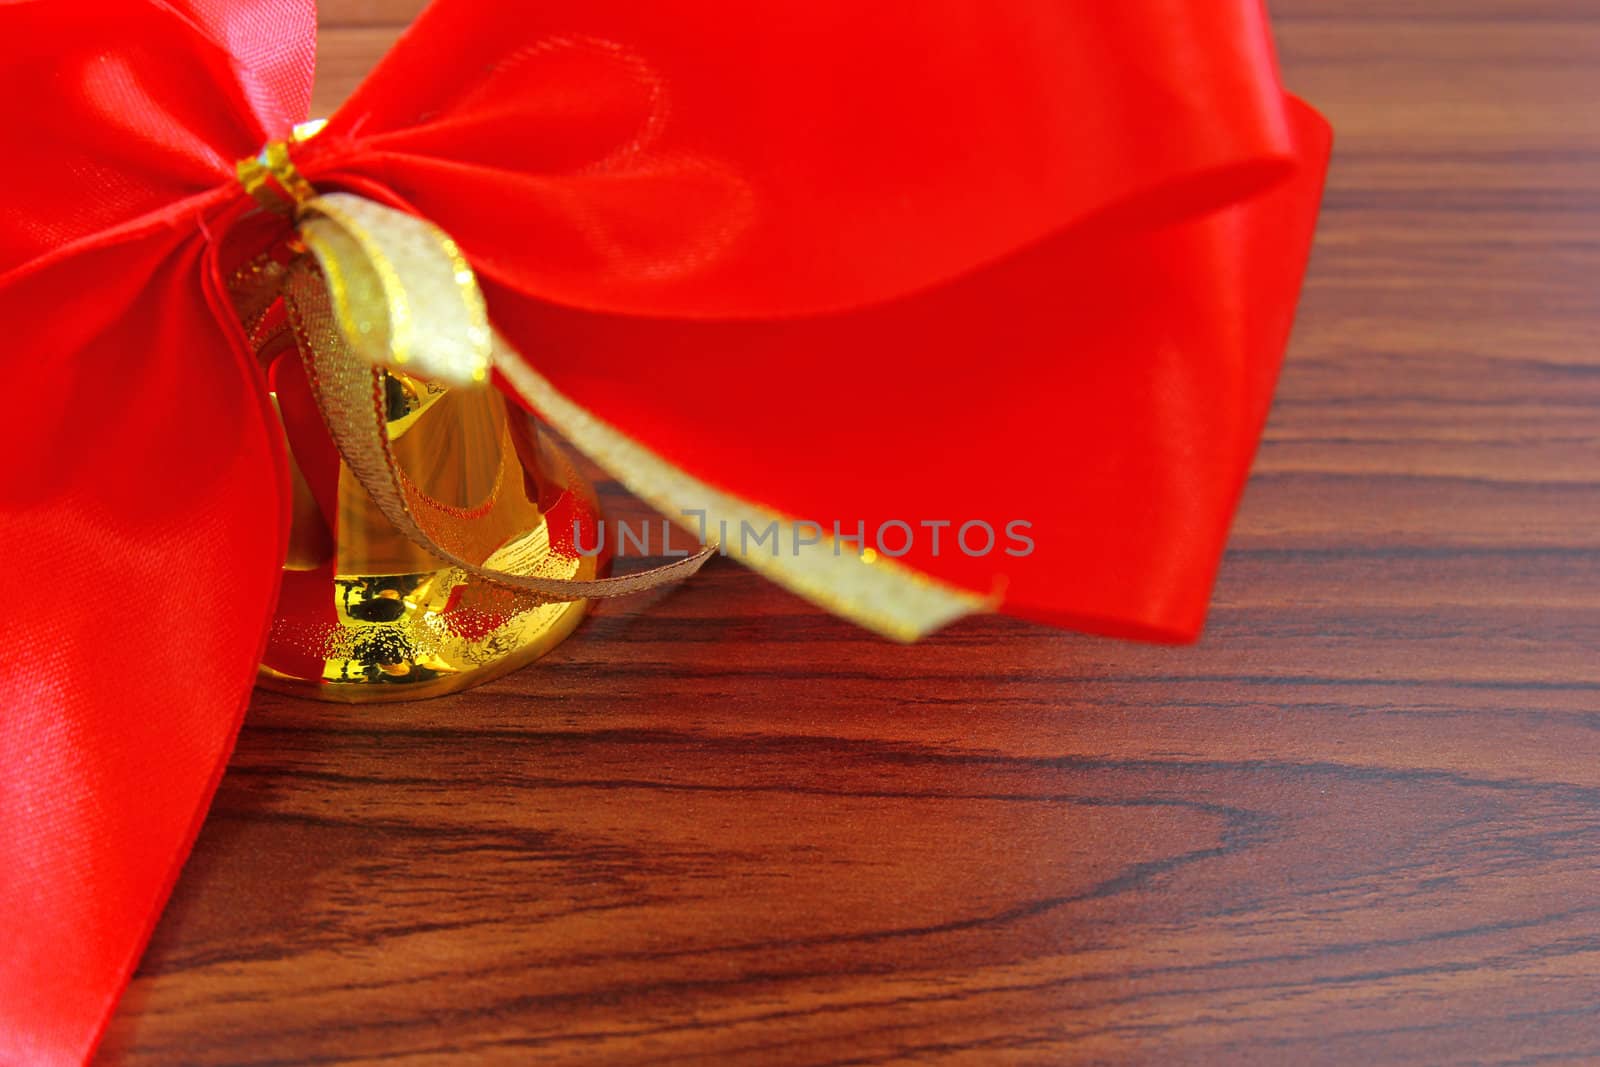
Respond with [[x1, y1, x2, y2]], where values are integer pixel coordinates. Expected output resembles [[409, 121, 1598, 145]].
[[257, 369, 606, 703]]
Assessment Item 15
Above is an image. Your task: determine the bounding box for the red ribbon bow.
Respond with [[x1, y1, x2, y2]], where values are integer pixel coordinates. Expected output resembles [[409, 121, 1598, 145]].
[[0, 0, 1329, 1060]]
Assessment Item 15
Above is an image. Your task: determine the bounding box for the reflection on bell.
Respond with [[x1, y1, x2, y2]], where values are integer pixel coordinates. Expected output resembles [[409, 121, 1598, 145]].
[[257, 365, 608, 703]]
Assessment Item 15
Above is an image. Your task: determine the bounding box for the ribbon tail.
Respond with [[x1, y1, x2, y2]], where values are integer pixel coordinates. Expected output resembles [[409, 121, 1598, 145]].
[[492, 340, 992, 640], [0, 232, 287, 1065]]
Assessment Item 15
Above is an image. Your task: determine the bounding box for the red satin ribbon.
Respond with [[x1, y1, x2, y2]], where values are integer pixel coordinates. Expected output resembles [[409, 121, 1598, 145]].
[[0, 1, 1330, 1060]]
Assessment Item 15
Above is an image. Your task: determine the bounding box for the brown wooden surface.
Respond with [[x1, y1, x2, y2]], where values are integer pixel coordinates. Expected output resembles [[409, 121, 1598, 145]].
[[99, 2, 1600, 1064]]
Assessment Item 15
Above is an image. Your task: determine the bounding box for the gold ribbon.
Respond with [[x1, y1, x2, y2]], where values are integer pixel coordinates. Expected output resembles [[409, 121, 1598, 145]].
[[236, 121, 324, 215], [236, 136, 989, 638]]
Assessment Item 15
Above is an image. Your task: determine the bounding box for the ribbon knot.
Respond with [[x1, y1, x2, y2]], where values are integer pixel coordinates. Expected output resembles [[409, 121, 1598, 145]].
[[235, 120, 326, 215]]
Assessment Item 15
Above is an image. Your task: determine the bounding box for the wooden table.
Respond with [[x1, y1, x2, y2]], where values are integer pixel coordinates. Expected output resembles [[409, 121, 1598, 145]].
[[101, 2, 1600, 1063]]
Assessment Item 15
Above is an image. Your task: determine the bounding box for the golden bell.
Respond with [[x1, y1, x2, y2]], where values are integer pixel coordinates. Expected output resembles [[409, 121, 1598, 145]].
[[257, 367, 607, 703]]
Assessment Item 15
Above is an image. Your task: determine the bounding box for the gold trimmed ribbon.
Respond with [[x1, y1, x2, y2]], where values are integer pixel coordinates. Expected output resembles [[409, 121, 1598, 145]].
[[236, 137, 990, 638]]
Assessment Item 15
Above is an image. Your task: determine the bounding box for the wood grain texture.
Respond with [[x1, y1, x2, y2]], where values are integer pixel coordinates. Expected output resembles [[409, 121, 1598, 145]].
[[99, 2, 1600, 1064]]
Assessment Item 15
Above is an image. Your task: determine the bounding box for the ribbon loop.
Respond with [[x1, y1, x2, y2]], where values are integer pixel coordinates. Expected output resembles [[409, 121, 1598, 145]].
[[298, 193, 494, 389]]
